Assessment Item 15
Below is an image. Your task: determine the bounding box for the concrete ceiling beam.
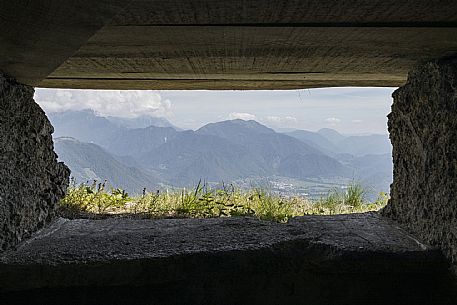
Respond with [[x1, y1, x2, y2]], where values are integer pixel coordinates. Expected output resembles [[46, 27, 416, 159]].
[[0, 0, 133, 85]]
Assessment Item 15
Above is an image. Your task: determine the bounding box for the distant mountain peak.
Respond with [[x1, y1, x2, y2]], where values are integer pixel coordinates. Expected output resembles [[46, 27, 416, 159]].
[[317, 128, 346, 143], [289, 128, 391, 157], [317, 128, 343, 136], [197, 119, 275, 135], [106, 114, 178, 130], [49, 109, 179, 130], [230, 118, 272, 128]]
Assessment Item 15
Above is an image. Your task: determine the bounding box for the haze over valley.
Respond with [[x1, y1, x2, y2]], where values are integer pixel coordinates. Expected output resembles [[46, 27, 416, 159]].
[[48, 109, 392, 200]]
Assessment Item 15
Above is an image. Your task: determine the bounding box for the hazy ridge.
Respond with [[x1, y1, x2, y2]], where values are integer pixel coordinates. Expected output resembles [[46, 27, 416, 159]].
[[50, 110, 392, 199]]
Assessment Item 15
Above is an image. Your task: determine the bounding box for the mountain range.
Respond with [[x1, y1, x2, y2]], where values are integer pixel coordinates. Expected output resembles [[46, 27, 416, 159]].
[[49, 110, 392, 198]]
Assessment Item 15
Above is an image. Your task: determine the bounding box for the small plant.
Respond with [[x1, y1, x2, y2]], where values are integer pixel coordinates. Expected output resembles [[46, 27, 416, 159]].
[[344, 184, 365, 208], [59, 179, 131, 215], [248, 189, 293, 222], [307, 183, 383, 215]]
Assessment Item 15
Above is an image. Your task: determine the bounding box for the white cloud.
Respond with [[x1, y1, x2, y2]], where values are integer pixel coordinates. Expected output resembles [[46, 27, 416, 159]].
[[266, 115, 281, 123], [228, 112, 256, 120], [352, 119, 363, 124], [34, 89, 172, 118], [324, 117, 341, 124], [265, 115, 298, 126], [284, 116, 298, 122]]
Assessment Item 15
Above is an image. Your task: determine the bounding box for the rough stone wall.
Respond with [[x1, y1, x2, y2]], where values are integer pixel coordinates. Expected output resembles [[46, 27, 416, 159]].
[[0, 73, 70, 252], [382, 60, 457, 272]]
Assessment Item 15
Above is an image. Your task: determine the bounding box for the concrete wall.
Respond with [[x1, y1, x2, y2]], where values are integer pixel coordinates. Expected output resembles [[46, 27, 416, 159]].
[[382, 60, 457, 273], [0, 73, 70, 252]]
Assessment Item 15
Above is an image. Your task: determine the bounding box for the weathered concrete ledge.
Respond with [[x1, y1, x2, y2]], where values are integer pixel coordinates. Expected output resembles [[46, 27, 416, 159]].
[[1, 213, 455, 305]]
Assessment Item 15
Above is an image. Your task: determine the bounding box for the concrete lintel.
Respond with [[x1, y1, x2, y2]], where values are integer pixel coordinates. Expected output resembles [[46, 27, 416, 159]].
[[0, 0, 133, 86]]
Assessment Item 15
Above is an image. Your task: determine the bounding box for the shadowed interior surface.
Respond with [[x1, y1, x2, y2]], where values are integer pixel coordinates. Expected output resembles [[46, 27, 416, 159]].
[[0, 213, 455, 305]]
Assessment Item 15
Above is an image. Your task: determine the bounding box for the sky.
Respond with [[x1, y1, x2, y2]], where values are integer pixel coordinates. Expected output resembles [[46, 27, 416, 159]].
[[35, 87, 395, 135]]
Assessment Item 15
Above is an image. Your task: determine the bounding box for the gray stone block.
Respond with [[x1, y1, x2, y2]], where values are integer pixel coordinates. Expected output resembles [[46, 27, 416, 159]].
[[382, 59, 457, 274], [0, 73, 70, 252]]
